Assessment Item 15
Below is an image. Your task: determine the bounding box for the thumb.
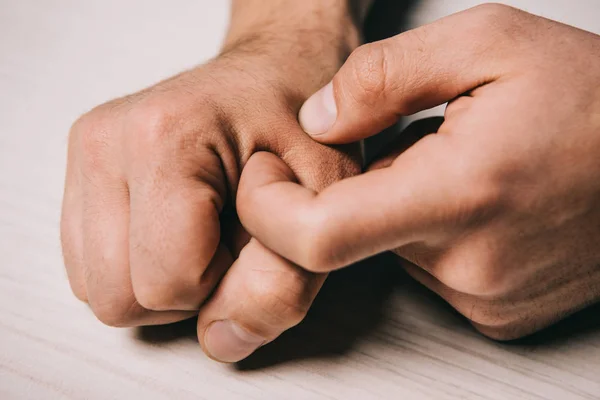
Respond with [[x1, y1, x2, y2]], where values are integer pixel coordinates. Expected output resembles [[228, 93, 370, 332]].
[[299, 4, 510, 144]]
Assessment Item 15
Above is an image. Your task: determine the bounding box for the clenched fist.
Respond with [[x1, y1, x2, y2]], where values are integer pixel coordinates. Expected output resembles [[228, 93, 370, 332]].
[[61, 0, 364, 363]]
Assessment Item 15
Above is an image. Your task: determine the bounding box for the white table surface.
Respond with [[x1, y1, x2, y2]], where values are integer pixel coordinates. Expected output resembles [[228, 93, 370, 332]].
[[1, 1, 599, 399]]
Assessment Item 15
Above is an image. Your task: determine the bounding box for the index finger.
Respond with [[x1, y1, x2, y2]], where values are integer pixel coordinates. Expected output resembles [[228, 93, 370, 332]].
[[237, 134, 469, 272]]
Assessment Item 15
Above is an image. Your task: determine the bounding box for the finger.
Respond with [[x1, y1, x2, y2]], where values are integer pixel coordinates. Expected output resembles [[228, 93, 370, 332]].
[[444, 96, 474, 120], [250, 114, 362, 192], [197, 239, 325, 363], [127, 148, 230, 312], [61, 122, 87, 301], [81, 163, 194, 326], [299, 4, 519, 143], [238, 133, 476, 273]]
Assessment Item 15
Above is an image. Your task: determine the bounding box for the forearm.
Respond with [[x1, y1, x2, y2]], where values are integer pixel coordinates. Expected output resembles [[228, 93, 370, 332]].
[[222, 0, 373, 98]]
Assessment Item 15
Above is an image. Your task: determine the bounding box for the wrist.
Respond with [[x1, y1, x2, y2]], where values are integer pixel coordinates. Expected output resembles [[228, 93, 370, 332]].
[[223, 0, 365, 52], [220, 0, 366, 100]]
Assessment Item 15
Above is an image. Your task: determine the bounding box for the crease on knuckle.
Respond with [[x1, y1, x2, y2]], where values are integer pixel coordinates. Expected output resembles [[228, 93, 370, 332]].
[[245, 268, 315, 327], [346, 42, 391, 108]]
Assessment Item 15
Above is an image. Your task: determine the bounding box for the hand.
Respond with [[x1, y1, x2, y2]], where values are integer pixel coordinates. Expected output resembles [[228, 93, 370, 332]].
[[60, 11, 363, 362], [238, 4, 600, 340]]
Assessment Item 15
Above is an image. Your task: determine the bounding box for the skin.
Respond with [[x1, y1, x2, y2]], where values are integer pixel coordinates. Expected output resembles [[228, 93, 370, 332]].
[[61, 0, 372, 363], [238, 4, 600, 341]]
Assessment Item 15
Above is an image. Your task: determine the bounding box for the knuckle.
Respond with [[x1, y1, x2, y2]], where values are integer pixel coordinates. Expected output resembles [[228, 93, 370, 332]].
[[132, 269, 206, 312], [127, 102, 174, 149], [468, 3, 523, 42], [345, 42, 392, 107], [299, 207, 339, 272], [245, 267, 315, 327], [125, 99, 217, 166], [436, 249, 507, 298], [471, 3, 515, 24], [90, 294, 138, 327], [71, 109, 101, 137], [133, 283, 173, 312]]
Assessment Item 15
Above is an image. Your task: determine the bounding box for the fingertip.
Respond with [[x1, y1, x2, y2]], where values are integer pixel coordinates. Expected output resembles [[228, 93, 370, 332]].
[[299, 78, 394, 145], [298, 81, 337, 137], [202, 319, 265, 363], [238, 152, 296, 207], [196, 240, 323, 364], [243, 152, 295, 183], [298, 81, 362, 145]]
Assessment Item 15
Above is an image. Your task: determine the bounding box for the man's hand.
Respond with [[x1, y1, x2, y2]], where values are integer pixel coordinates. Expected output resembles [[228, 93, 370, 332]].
[[238, 4, 600, 340], [61, 0, 367, 362]]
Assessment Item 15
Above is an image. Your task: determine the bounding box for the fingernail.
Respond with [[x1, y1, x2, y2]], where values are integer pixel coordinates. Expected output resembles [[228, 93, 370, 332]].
[[299, 81, 337, 136], [204, 320, 265, 363]]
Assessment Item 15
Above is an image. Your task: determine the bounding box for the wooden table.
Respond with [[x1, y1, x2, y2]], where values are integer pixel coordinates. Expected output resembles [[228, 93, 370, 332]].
[[1, 1, 598, 398]]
